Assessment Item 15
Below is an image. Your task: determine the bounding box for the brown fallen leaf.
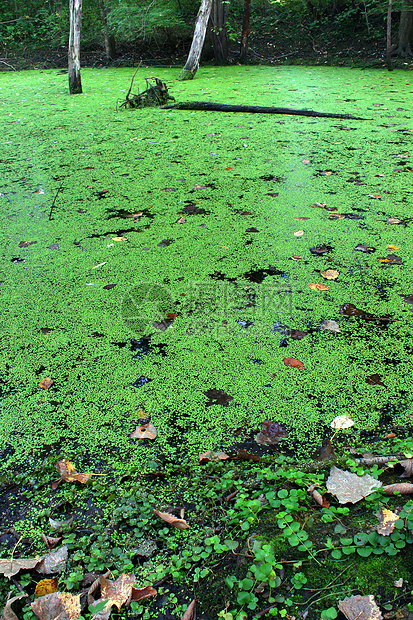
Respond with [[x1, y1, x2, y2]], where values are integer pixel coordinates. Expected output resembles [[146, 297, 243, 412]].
[[255, 421, 288, 446], [52, 460, 90, 490], [236, 450, 260, 463], [31, 592, 81, 620], [100, 574, 136, 609], [34, 577, 59, 598], [154, 510, 190, 530], [338, 595, 382, 620], [38, 377, 54, 390], [316, 439, 335, 461], [365, 374, 385, 386], [308, 283, 330, 291], [130, 423, 158, 440], [130, 586, 157, 603], [293, 217, 309, 221], [320, 269, 339, 280], [382, 483, 413, 495], [283, 357, 305, 369], [176, 217, 186, 224], [307, 483, 330, 508], [1, 594, 28, 620], [182, 599, 197, 620], [199, 450, 230, 464], [0, 557, 43, 578], [291, 255, 302, 261], [40, 534, 62, 550], [376, 507, 400, 536], [19, 240, 37, 248], [354, 244, 376, 253], [290, 329, 308, 340]]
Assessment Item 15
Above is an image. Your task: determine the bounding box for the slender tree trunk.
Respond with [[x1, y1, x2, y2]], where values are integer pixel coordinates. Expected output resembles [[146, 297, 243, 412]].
[[68, 0, 82, 94], [239, 0, 251, 62], [386, 0, 393, 70], [392, 1, 413, 56], [209, 0, 229, 63], [178, 0, 213, 80], [98, 0, 116, 61]]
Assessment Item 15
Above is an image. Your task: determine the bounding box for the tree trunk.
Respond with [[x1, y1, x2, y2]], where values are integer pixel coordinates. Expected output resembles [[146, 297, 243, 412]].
[[386, 0, 393, 70], [178, 0, 213, 80], [392, 1, 413, 56], [209, 0, 229, 63], [98, 0, 116, 61], [239, 0, 251, 62], [68, 0, 82, 94]]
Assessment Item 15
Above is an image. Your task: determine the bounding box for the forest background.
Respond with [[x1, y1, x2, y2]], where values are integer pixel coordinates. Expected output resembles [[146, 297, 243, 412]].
[[1, 0, 413, 72]]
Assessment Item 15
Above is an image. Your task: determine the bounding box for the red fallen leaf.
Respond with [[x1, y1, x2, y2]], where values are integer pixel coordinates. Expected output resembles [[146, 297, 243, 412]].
[[130, 586, 157, 602], [166, 313, 177, 319], [224, 167, 233, 170], [283, 357, 305, 369], [153, 510, 189, 530], [103, 284, 117, 289], [386, 432, 396, 439], [39, 377, 54, 389], [368, 195, 381, 199]]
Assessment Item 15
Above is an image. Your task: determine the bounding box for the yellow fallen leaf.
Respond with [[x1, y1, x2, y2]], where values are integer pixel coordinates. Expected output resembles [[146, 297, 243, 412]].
[[387, 244, 400, 251], [111, 236, 127, 241], [293, 230, 305, 237], [38, 377, 53, 389], [54, 460, 90, 485], [35, 577, 59, 598], [320, 269, 339, 280], [291, 255, 302, 261], [308, 283, 330, 291]]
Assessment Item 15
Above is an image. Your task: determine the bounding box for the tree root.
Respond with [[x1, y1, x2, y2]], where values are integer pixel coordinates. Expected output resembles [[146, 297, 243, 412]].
[[118, 73, 175, 109], [161, 101, 367, 120]]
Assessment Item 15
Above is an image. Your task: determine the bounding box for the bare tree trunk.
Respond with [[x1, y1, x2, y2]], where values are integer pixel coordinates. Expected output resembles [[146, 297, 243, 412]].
[[239, 0, 251, 62], [178, 0, 213, 80], [68, 0, 82, 94], [386, 0, 393, 70], [392, 1, 413, 56], [98, 0, 116, 61], [209, 0, 229, 63]]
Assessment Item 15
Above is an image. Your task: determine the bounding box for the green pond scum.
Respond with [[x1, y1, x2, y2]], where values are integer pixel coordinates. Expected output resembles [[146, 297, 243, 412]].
[[0, 66, 413, 471]]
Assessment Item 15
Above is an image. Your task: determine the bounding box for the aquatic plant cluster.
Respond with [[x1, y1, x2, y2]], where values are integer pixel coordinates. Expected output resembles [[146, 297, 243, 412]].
[[1, 64, 413, 620]]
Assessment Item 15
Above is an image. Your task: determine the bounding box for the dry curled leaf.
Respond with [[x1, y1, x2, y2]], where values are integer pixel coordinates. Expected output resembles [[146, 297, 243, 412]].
[[1, 594, 28, 620], [40, 534, 62, 550], [326, 466, 382, 504], [382, 483, 413, 495], [308, 282, 330, 291], [52, 460, 90, 490], [182, 599, 197, 620], [398, 459, 413, 478], [154, 510, 189, 530], [31, 592, 81, 620], [130, 586, 157, 602], [376, 508, 400, 536], [34, 577, 59, 598], [338, 595, 382, 620], [130, 423, 157, 440], [307, 483, 330, 508]]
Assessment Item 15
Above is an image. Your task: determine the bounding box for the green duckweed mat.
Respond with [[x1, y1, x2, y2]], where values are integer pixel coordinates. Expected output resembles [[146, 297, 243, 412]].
[[1, 65, 412, 474]]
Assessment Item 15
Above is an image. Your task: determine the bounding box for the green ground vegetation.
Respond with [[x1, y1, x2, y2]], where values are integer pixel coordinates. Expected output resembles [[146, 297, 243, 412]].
[[0, 65, 413, 618]]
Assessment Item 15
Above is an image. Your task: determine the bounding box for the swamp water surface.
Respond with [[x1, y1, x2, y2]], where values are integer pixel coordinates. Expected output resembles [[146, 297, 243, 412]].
[[1, 65, 412, 473]]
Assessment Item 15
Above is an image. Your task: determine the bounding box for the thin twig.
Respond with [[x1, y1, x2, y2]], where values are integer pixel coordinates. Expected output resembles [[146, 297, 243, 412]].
[[48, 183, 63, 221]]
